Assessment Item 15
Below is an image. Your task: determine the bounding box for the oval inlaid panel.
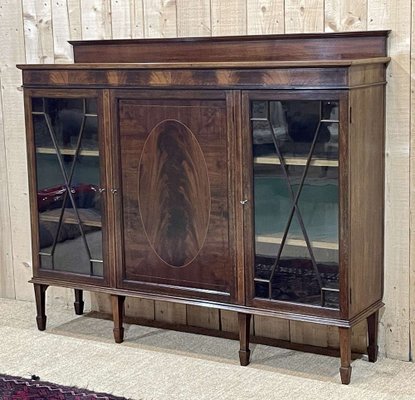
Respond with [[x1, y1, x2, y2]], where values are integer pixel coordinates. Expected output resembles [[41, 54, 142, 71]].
[[138, 119, 211, 267]]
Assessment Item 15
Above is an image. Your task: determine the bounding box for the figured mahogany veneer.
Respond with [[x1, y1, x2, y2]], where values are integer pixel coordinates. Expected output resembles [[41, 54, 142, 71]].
[[118, 95, 236, 301], [138, 119, 211, 268], [69, 31, 388, 63], [19, 31, 389, 385]]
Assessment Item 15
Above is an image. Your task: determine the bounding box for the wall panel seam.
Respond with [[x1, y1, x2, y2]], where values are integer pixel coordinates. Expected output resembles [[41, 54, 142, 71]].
[[0, 74, 16, 299]]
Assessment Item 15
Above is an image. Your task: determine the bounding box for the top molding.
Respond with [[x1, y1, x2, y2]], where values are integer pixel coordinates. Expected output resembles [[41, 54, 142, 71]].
[[70, 30, 390, 64]]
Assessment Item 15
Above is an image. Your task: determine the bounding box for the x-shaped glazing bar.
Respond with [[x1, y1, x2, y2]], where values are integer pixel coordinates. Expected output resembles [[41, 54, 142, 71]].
[[41, 99, 94, 272], [252, 101, 325, 302]]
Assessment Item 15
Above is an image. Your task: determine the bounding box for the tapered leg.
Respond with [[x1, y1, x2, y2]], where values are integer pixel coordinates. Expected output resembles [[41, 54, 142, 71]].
[[74, 289, 84, 315], [367, 310, 379, 362], [238, 312, 251, 366], [111, 295, 125, 343], [34, 284, 48, 331], [339, 327, 352, 384]]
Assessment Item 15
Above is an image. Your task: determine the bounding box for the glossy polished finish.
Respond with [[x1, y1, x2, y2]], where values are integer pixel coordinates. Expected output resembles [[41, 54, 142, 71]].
[[251, 99, 340, 308], [33, 97, 103, 277], [19, 62, 388, 91], [138, 119, 211, 268], [70, 31, 389, 63], [34, 283, 48, 331], [74, 289, 84, 315], [19, 31, 389, 385], [118, 94, 236, 302], [238, 313, 251, 366]]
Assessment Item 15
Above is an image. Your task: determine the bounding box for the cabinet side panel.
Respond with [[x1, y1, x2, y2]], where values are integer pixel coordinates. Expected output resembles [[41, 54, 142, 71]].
[[349, 85, 385, 317]]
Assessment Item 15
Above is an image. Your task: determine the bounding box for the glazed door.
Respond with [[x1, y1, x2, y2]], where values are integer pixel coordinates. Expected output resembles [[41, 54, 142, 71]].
[[26, 89, 109, 285], [243, 91, 348, 317], [115, 90, 238, 303]]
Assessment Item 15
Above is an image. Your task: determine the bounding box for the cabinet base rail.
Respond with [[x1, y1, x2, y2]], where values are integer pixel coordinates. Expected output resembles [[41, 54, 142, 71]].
[[32, 281, 382, 385]]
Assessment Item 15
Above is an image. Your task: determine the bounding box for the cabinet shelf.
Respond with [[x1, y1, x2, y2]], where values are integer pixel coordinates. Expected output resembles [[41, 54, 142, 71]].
[[36, 147, 99, 157], [256, 234, 338, 250], [254, 156, 338, 167], [39, 208, 102, 228]]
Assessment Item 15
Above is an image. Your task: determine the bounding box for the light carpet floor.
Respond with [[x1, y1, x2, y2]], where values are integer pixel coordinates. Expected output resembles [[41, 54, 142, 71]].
[[0, 298, 414, 400]]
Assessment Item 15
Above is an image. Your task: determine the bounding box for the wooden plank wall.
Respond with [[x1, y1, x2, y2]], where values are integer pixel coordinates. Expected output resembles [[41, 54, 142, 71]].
[[0, 0, 412, 360], [369, 0, 412, 360]]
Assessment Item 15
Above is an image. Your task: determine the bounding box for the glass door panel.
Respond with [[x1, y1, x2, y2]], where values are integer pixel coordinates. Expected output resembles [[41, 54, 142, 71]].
[[251, 99, 339, 309], [33, 97, 103, 277]]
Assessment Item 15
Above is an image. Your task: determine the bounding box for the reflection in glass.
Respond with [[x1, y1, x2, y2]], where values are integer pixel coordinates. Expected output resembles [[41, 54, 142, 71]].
[[33, 97, 103, 276], [252, 100, 339, 308]]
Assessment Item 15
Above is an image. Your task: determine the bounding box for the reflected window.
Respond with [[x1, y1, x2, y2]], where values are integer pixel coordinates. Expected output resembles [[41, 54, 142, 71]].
[[32, 97, 103, 277], [252, 100, 339, 309]]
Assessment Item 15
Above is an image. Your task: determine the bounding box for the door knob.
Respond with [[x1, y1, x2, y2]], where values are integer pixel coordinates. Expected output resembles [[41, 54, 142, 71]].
[[240, 199, 248, 205]]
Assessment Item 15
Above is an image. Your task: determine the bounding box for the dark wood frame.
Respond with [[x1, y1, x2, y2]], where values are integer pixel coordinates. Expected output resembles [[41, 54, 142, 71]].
[[110, 89, 241, 305], [18, 31, 389, 385], [24, 88, 111, 287], [241, 89, 349, 321], [69, 31, 388, 63]]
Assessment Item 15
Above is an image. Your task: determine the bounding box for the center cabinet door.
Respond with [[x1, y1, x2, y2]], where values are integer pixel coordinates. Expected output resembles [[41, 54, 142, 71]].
[[114, 90, 240, 303]]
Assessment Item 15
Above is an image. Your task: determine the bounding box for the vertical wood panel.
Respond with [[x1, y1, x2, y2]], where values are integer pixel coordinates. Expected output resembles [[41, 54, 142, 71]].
[[253, 316, 290, 340], [187, 305, 220, 330], [111, 0, 134, 38], [125, 297, 155, 320], [220, 310, 239, 333], [0, 0, 32, 301], [324, 0, 367, 32], [176, 0, 211, 37], [155, 301, 187, 325], [369, 0, 411, 360], [51, 0, 81, 63], [292, 322, 367, 353], [290, 321, 329, 347], [0, 75, 15, 299], [143, 0, 177, 38], [22, 0, 54, 63], [111, 0, 144, 38], [327, 325, 340, 348], [91, 292, 112, 314], [410, 0, 415, 361], [247, 0, 284, 34], [220, 311, 254, 334], [211, 0, 247, 36], [48, 287, 84, 309], [285, 0, 324, 33], [352, 320, 368, 353], [81, 0, 112, 39]]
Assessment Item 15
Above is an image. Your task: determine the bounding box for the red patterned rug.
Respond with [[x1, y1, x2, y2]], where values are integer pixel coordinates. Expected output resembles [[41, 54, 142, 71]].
[[0, 374, 129, 399]]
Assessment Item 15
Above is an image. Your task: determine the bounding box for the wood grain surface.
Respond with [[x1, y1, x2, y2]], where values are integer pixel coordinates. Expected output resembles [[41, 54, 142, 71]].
[[138, 119, 211, 267], [118, 93, 237, 301]]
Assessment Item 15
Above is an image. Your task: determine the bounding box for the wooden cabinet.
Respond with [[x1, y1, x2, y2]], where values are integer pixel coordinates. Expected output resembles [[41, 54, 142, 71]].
[[18, 31, 389, 384]]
